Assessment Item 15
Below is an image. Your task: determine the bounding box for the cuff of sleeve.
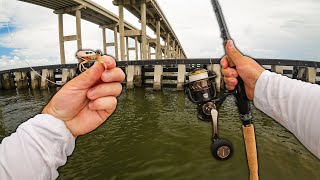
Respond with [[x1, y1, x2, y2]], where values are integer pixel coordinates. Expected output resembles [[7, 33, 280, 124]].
[[253, 70, 272, 111]]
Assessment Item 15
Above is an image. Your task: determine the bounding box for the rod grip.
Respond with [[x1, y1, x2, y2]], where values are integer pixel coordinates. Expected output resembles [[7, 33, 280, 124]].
[[242, 125, 259, 180]]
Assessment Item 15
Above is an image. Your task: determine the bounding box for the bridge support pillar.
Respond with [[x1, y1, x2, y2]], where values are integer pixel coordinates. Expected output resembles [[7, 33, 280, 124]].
[[0, 75, 2, 90], [126, 65, 135, 89], [119, 5, 125, 61], [271, 65, 284, 74], [134, 66, 142, 87], [30, 71, 40, 89], [298, 67, 306, 80], [69, 69, 76, 80], [114, 26, 119, 60], [102, 27, 107, 54], [306, 67, 316, 84], [61, 69, 70, 86], [213, 64, 222, 92], [135, 37, 139, 60], [41, 69, 55, 89], [2, 73, 13, 90], [177, 64, 186, 91], [15, 72, 28, 89], [172, 41, 176, 59], [153, 65, 163, 90], [141, 3, 147, 60]]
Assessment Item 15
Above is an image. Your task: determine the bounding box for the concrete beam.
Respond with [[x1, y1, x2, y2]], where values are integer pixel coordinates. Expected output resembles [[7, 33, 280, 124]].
[[113, 0, 151, 6], [177, 64, 186, 91], [124, 30, 141, 37], [63, 35, 78, 42], [54, 5, 86, 14]]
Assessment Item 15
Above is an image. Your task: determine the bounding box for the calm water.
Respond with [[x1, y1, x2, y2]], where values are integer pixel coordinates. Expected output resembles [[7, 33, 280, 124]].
[[0, 88, 319, 180]]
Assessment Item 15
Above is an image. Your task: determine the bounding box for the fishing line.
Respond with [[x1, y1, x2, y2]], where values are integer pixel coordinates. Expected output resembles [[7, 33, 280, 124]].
[[3, 0, 59, 85]]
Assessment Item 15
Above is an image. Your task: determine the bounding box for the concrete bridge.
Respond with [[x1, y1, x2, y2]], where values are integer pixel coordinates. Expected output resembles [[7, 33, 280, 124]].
[[1, 1, 319, 92], [0, 59, 319, 92]]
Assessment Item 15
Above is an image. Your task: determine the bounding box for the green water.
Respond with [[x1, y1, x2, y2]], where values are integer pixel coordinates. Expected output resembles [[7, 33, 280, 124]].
[[0, 88, 319, 180]]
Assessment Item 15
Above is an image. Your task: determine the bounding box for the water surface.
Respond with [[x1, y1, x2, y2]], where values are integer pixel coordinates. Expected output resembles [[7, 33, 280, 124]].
[[0, 88, 319, 180]]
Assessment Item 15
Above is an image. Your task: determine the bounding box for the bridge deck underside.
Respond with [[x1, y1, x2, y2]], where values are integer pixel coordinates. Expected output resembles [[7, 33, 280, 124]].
[[18, 0, 155, 46]]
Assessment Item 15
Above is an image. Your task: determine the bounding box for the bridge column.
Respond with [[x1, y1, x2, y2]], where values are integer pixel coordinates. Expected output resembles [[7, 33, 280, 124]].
[[141, 2, 147, 60], [41, 69, 55, 89], [298, 67, 306, 80], [177, 64, 186, 91], [126, 37, 130, 61], [154, 20, 163, 90], [271, 65, 284, 74], [75, 9, 82, 50], [135, 36, 139, 60], [306, 67, 316, 84], [2, 73, 14, 90], [15, 72, 28, 89], [172, 40, 176, 59], [114, 25, 119, 61], [58, 14, 66, 64], [61, 69, 70, 86], [30, 71, 40, 89], [119, 5, 125, 61], [166, 34, 171, 59], [0, 75, 2, 90], [102, 27, 107, 54], [213, 64, 222, 92], [126, 65, 135, 89]]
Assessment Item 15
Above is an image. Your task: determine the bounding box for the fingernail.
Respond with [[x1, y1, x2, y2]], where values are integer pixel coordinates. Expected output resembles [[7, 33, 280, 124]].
[[102, 71, 111, 81], [228, 40, 234, 48]]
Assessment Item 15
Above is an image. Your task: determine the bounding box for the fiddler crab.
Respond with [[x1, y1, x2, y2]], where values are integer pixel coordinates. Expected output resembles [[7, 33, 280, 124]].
[[76, 50, 107, 73]]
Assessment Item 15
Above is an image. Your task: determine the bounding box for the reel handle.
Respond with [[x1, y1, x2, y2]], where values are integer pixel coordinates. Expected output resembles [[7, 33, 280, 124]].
[[243, 125, 259, 180]]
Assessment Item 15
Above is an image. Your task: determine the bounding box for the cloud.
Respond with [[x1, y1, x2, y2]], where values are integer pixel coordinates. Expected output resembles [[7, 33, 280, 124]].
[[0, 0, 320, 71]]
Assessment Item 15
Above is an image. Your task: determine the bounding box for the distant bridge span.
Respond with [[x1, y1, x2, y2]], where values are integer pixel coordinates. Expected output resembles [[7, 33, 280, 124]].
[[18, 0, 187, 64]]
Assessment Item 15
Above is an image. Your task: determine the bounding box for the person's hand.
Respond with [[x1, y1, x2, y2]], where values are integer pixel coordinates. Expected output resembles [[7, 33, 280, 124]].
[[220, 40, 265, 100], [42, 56, 125, 137]]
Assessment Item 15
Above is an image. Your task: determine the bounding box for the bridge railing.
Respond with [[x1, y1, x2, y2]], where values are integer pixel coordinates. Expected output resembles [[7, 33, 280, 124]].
[[0, 59, 319, 91]]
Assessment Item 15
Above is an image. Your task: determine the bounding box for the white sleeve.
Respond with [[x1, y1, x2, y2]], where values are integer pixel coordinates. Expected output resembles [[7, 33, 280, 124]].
[[0, 114, 75, 180], [253, 70, 320, 159]]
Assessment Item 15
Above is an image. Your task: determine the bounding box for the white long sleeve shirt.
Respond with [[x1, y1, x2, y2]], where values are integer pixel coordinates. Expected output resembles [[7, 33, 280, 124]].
[[0, 114, 75, 180], [254, 70, 320, 159], [0, 70, 319, 180]]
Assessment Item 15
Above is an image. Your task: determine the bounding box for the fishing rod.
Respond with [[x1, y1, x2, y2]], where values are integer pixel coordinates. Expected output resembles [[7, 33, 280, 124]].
[[211, 0, 259, 179]]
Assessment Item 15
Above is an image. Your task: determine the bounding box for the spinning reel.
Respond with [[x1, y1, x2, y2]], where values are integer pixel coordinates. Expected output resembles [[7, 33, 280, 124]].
[[185, 69, 235, 160]]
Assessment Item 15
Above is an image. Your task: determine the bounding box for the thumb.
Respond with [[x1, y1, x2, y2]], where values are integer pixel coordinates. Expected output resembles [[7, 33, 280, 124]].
[[67, 62, 105, 89], [225, 40, 244, 66]]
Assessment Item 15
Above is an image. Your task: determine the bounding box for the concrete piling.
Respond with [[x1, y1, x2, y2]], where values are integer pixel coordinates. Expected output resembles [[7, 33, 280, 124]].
[[134, 66, 142, 87], [306, 67, 316, 84], [126, 65, 135, 89], [61, 69, 70, 86], [30, 71, 41, 89], [2, 73, 13, 90], [15, 72, 29, 89], [271, 65, 284, 74], [213, 64, 222, 92], [153, 65, 163, 90], [177, 64, 186, 91], [41, 69, 50, 90]]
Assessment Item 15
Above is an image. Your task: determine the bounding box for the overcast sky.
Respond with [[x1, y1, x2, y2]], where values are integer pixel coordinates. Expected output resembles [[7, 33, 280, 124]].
[[0, 0, 320, 70]]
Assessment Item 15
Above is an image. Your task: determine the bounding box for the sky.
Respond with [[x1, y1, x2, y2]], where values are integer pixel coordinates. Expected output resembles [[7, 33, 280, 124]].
[[0, 0, 320, 71]]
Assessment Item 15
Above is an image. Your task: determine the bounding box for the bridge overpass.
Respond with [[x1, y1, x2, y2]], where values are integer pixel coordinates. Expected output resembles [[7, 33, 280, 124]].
[[2, 1, 319, 92]]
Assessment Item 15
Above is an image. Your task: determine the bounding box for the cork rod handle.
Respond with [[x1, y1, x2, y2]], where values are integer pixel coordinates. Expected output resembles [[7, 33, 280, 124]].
[[242, 125, 259, 180]]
